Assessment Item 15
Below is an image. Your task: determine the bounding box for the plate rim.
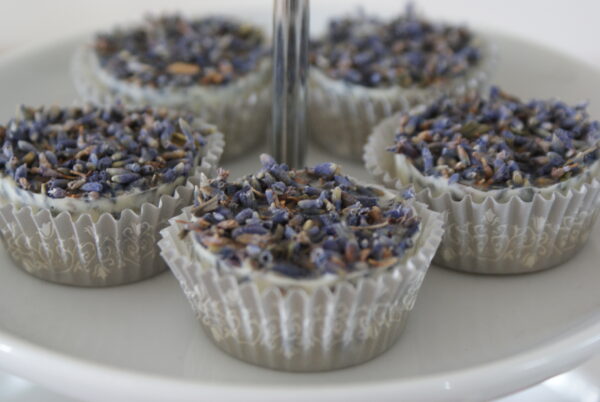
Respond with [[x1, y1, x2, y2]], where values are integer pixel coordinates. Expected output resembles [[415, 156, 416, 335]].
[[1, 313, 599, 401], [0, 29, 600, 402]]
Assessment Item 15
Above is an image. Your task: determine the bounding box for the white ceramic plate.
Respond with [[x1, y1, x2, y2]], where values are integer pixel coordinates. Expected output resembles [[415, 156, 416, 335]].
[[5, 356, 600, 402], [0, 31, 600, 402]]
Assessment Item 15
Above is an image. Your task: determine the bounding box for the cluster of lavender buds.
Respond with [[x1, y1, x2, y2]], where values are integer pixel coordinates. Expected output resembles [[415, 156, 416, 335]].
[[181, 155, 421, 279], [310, 5, 480, 88], [0, 104, 209, 199], [94, 15, 266, 88], [388, 87, 600, 189]]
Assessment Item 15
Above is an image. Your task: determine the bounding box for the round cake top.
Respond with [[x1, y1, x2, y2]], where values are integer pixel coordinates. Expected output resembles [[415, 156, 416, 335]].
[[310, 6, 481, 89], [0, 104, 210, 200], [94, 15, 266, 88], [182, 155, 421, 279], [388, 87, 600, 190]]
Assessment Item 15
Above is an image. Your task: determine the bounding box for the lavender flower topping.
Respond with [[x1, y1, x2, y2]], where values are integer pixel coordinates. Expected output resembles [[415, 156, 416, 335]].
[[182, 155, 421, 279], [0, 104, 211, 199], [388, 87, 600, 189], [310, 5, 481, 88], [94, 15, 266, 88]]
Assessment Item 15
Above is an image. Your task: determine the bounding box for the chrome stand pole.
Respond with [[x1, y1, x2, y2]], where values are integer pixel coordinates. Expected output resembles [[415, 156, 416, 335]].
[[271, 0, 309, 168]]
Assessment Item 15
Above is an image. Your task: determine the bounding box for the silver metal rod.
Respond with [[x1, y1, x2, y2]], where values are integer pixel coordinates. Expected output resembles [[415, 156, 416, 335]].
[[271, 0, 309, 168]]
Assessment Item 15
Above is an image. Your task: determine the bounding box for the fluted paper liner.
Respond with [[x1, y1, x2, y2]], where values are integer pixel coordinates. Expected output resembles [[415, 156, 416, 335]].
[[159, 196, 444, 372], [308, 37, 496, 161], [364, 113, 600, 274], [71, 46, 271, 161], [0, 132, 224, 287]]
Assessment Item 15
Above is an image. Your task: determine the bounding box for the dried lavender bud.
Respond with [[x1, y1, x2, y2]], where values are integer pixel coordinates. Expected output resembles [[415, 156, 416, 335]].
[[48, 187, 66, 199], [310, 5, 481, 88], [388, 87, 600, 189], [259, 153, 276, 169], [0, 104, 210, 199], [80, 182, 103, 193], [312, 162, 340, 178], [182, 156, 421, 279], [94, 15, 266, 88], [111, 173, 141, 184]]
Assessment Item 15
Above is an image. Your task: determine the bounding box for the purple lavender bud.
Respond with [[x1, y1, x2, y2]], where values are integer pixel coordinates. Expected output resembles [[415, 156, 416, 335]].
[[271, 263, 309, 278], [140, 165, 155, 175], [257, 250, 273, 265], [310, 247, 328, 266], [551, 133, 565, 153], [48, 187, 66, 198], [44, 151, 58, 166], [2, 143, 13, 159], [448, 173, 460, 184], [313, 162, 339, 178], [507, 160, 520, 173], [554, 129, 573, 149], [265, 189, 275, 204], [547, 152, 565, 167], [125, 163, 141, 173], [406, 223, 420, 237], [298, 199, 321, 209], [356, 196, 377, 207], [98, 157, 113, 170], [245, 244, 262, 256], [492, 161, 510, 182], [333, 175, 353, 187], [238, 189, 255, 208], [55, 138, 77, 150], [401, 188, 415, 199], [81, 182, 104, 193], [178, 118, 194, 139], [259, 153, 277, 169], [284, 226, 297, 239], [421, 147, 434, 173], [271, 181, 286, 194], [395, 238, 413, 256], [308, 226, 325, 242], [322, 238, 340, 251], [304, 186, 321, 196], [111, 173, 141, 184], [271, 209, 289, 225], [269, 166, 292, 184], [489, 86, 500, 99], [316, 190, 329, 206], [14, 163, 27, 180], [49, 178, 69, 188], [218, 247, 236, 261], [232, 224, 268, 237], [384, 206, 406, 220], [162, 169, 177, 183], [17, 140, 36, 153]]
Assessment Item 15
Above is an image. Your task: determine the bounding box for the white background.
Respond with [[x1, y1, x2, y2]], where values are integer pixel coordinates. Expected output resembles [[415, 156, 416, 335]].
[[0, 1, 599, 401], [1, 0, 600, 67]]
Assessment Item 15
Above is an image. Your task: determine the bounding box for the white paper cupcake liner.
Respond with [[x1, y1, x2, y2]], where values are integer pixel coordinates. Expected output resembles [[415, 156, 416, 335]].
[[71, 46, 271, 161], [308, 36, 496, 160], [158, 193, 444, 372], [364, 113, 600, 274], [0, 133, 224, 287]]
